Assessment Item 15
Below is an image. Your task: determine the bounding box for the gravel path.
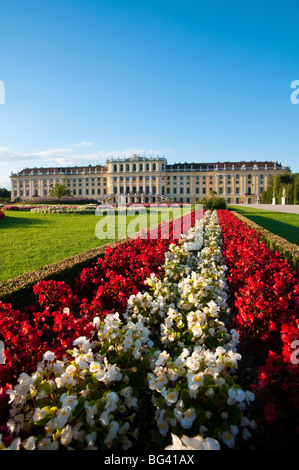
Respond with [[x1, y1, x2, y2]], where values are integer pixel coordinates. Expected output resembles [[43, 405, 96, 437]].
[[229, 204, 299, 214]]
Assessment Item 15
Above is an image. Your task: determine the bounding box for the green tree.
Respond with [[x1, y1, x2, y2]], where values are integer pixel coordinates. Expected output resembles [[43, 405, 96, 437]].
[[0, 188, 11, 198], [293, 174, 299, 204], [261, 173, 299, 205], [49, 183, 71, 198]]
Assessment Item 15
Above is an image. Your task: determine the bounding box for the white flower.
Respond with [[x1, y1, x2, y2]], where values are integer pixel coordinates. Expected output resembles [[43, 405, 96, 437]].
[[158, 420, 169, 436], [104, 420, 119, 444], [38, 438, 59, 450], [165, 433, 220, 450], [191, 323, 202, 337], [207, 300, 219, 315], [75, 355, 89, 369], [105, 391, 119, 413], [163, 389, 178, 406], [85, 431, 97, 449], [54, 406, 72, 429], [33, 407, 47, 422], [123, 336, 133, 350], [221, 430, 235, 448], [155, 351, 170, 366], [52, 360, 65, 375], [60, 425, 73, 447], [89, 361, 101, 374], [23, 436, 36, 450], [105, 364, 123, 383], [43, 351, 56, 362], [83, 350, 94, 363], [230, 329, 240, 342], [180, 408, 196, 429], [228, 387, 245, 403], [85, 403, 98, 426], [55, 373, 77, 388], [65, 364, 77, 376], [60, 393, 78, 410], [99, 411, 110, 426]]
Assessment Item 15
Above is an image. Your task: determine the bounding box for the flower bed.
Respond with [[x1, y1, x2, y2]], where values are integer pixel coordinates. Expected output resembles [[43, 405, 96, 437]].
[[0, 212, 195, 444], [217, 209, 299, 437], [2, 205, 33, 211], [2, 204, 97, 213], [0, 210, 258, 450], [30, 204, 97, 214]]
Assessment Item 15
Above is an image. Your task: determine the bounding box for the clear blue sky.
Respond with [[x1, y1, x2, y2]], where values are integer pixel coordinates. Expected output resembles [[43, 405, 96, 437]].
[[0, 0, 299, 189]]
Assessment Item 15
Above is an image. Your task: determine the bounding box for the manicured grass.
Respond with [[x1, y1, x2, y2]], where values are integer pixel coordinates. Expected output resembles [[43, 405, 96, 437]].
[[228, 206, 299, 246], [0, 207, 185, 282]]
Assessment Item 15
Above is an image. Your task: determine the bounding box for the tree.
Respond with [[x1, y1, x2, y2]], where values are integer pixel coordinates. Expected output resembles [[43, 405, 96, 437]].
[[261, 172, 299, 204], [0, 188, 11, 198], [48, 183, 71, 198]]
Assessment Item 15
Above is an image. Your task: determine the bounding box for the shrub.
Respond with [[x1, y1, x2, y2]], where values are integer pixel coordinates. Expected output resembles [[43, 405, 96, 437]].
[[197, 197, 227, 210]]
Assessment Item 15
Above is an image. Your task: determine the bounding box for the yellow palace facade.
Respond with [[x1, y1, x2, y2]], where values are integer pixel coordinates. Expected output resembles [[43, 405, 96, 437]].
[[10, 154, 290, 204]]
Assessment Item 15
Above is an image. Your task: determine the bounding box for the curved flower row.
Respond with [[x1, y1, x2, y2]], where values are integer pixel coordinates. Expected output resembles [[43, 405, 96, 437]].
[[217, 209, 299, 434], [0, 210, 255, 450]]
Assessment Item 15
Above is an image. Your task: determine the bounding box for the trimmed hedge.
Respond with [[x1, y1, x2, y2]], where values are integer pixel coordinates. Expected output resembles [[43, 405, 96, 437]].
[[0, 239, 127, 308], [232, 212, 299, 276]]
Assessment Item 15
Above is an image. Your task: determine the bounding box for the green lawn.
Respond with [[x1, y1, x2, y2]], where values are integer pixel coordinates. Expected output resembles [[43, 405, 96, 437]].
[[0, 206, 185, 282], [228, 205, 299, 246]]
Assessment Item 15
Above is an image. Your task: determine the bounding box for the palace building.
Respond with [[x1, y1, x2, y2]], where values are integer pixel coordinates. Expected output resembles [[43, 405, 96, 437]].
[[10, 154, 290, 204]]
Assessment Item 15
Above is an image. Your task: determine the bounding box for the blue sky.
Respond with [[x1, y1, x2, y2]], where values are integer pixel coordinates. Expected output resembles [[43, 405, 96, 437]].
[[0, 0, 299, 189]]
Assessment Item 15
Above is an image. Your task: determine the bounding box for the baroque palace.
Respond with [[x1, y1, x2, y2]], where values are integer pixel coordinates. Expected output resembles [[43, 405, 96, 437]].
[[10, 154, 290, 204]]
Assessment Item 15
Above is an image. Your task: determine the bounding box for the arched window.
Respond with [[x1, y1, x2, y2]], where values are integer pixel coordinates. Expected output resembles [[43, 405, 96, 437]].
[[139, 186, 143, 193], [146, 163, 149, 171], [126, 186, 130, 194], [152, 186, 156, 194], [120, 186, 124, 194], [133, 164, 136, 172], [126, 164, 130, 172], [120, 164, 123, 172], [152, 163, 156, 171], [139, 164, 143, 171], [133, 186, 137, 193], [114, 164, 117, 172], [146, 186, 150, 194], [113, 187, 117, 194]]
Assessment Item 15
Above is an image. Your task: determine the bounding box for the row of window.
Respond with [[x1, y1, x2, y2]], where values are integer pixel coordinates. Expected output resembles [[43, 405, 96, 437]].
[[14, 177, 107, 184], [13, 173, 268, 187], [113, 163, 164, 172], [14, 188, 108, 197]]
